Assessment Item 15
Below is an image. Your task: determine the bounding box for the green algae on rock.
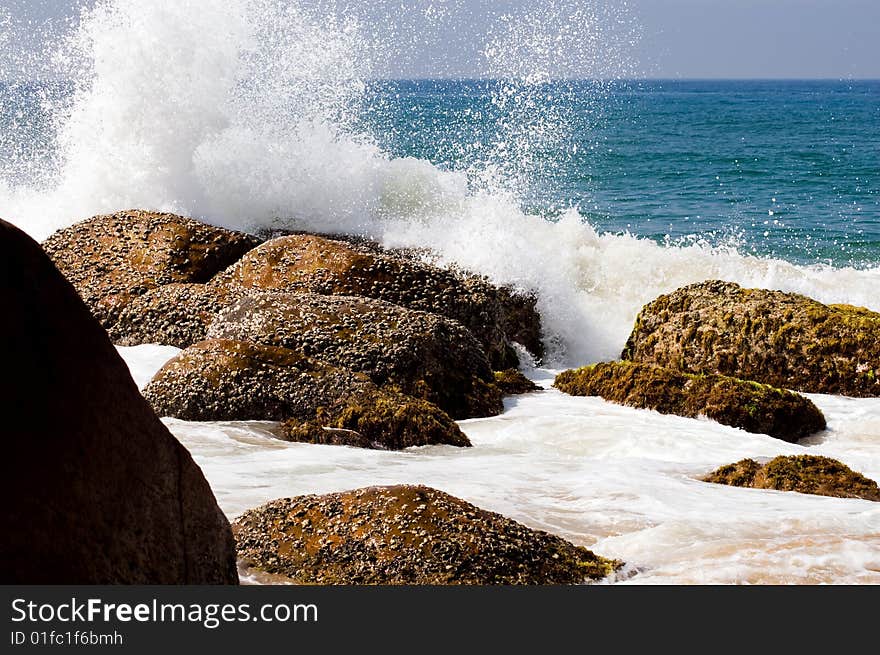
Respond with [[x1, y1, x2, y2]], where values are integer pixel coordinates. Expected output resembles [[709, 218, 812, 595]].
[[622, 280, 880, 397], [282, 390, 471, 450], [703, 455, 880, 501], [553, 361, 826, 442], [233, 485, 623, 585], [494, 368, 541, 395]]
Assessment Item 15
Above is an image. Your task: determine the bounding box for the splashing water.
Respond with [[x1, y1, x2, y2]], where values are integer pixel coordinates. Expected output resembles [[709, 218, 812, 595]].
[[1, 0, 878, 366]]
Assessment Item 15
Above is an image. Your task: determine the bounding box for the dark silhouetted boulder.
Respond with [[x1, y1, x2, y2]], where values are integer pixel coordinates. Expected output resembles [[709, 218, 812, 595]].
[[0, 218, 238, 584], [233, 485, 622, 584], [553, 361, 826, 442], [622, 280, 880, 397]]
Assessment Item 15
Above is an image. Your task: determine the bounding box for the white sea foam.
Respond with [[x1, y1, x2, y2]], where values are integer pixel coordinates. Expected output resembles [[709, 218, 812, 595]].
[[115, 343, 180, 389], [112, 345, 880, 585]]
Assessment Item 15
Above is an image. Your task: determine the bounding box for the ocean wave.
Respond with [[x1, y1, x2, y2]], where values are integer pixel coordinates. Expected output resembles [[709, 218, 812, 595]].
[[1, 0, 878, 366]]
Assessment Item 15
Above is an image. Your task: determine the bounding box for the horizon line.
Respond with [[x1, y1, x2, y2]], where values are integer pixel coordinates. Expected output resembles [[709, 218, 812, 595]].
[[4, 76, 880, 85]]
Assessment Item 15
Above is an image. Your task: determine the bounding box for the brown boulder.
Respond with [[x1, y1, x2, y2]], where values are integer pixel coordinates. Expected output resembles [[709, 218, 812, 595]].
[[109, 283, 243, 348], [211, 233, 543, 367], [553, 361, 826, 442], [703, 456, 880, 501], [205, 292, 503, 419], [622, 280, 880, 397], [233, 485, 622, 584], [41, 209, 260, 329], [0, 218, 237, 584], [143, 339, 470, 449]]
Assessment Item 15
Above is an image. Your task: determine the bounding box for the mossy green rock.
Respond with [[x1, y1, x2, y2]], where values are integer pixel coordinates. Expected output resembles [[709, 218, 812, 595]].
[[553, 361, 826, 442], [703, 456, 880, 501], [206, 291, 503, 420], [282, 391, 470, 450], [142, 339, 470, 450], [494, 368, 541, 395], [233, 485, 623, 584], [622, 280, 880, 397]]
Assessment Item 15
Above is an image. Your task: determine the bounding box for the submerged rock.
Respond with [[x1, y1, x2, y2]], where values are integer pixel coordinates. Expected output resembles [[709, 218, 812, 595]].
[[553, 361, 826, 442], [622, 280, 880, 397], [233, 485, 622, 584], [282, 390, 471, 450], [206, 291, 503, 419], [211, 233, 544, 367], [41, 209, 260, 329], [703, 456, 880, 501], [143, 339, 470, 449], [0, 218, 238, 584]]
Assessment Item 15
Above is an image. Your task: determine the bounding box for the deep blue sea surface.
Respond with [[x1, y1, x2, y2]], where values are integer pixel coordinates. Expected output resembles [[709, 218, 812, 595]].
[[361, 79, 880, 267]]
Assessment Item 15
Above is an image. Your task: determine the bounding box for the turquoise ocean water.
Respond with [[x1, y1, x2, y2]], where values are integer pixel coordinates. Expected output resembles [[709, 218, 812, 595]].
[[360, 79, 880, 267]]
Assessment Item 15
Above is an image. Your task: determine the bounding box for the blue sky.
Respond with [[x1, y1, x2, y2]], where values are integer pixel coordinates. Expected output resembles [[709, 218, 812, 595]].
[[2, 0, 878, 79]]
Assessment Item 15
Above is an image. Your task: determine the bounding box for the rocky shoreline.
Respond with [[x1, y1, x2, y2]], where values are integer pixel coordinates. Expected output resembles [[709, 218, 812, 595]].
[[2, 209, 878, 585]]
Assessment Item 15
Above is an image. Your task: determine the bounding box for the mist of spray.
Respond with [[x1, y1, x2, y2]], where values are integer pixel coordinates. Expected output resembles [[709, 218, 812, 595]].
[[2, 0, 878, 366]]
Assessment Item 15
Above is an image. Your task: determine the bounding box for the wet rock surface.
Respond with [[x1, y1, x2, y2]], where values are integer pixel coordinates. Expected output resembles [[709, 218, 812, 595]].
[[110, 283, 244, 348], [233, 485, 622, 584], [143, 338, 372, 422], [0, 218, 238, 584], [281, 390, 471, 450], [703, 455, 880, 501], [211, 233, 543, 367], [143, 339, 470, 449], [206, 292, 503, 419], [553, 360, 826, 442], [622, 280, 880, 397], [41, 209, 261, 330]]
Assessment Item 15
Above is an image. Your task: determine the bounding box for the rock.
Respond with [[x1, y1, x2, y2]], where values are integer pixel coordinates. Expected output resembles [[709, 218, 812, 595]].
[[109, 283, 243, 348], [0, 218, 237, 584], [210, 233, 543, 368], [143, 339, 470, 449], [282, 391, 471, 450], [622, 280, 880, 397], [553, 361, 826, 442], [703, 456, 880, 501], [205, 292, 503, 419], [494, 368, 541, 395], [233, 485, 622, 584], [41, 209, 260, 329]]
